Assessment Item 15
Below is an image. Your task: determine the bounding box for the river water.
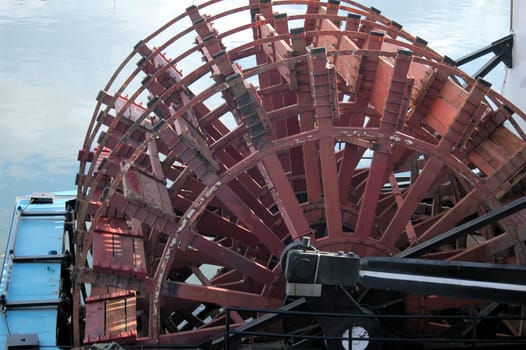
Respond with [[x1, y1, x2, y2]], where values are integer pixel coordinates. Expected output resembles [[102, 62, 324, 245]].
[[0, 0, 511, 249]]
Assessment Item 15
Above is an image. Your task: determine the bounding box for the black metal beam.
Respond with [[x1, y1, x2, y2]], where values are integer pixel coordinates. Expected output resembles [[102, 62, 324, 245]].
[[213, 297, 307, 348], [452, 34, 513, 79], [397, 195, 526, 259], [283, 195, 526, 303], [12, 254, 66, 263], [360, 257, 526, 304], [474, 51, 507, 78], [20, 210, 67, 217], [2, 298, 63, 308], [456, 34, 513, 68]]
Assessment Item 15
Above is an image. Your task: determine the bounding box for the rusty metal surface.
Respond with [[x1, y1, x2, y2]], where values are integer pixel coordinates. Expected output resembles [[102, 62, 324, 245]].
[[74, 0, 526, 346]]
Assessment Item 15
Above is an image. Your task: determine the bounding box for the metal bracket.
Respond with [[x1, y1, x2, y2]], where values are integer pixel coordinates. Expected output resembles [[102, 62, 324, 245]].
[[453, 34, 513, 79]]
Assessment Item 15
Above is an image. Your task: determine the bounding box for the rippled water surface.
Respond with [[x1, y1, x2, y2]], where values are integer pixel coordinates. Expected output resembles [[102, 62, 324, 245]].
[[0, 0, 511, 247]]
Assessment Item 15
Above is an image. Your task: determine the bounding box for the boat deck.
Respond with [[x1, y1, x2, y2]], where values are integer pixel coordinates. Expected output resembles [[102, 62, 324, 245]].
[[0, 191, 75, 349]]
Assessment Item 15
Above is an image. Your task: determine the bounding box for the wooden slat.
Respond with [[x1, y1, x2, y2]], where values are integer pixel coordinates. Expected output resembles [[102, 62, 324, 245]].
[[122, 166, 173, 215], [84, 299, 106, 344], [95, 218, 142, 238], [92, 231, 147, 278], [318, 18, 361, 91], [423, 79, 469, 136], [492, 127, 525, 154], [258, 18, 294, 86], [369, 57, 394, 112], [468, 128, 526, 177], [84, 292, 137, 344]]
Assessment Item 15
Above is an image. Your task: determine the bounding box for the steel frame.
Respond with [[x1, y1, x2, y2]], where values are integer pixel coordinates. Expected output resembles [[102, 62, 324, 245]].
[[74, 0, 526, 347]]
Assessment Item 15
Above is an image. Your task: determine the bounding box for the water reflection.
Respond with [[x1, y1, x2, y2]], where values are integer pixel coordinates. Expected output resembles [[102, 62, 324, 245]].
[[0, 0, 511, 248]]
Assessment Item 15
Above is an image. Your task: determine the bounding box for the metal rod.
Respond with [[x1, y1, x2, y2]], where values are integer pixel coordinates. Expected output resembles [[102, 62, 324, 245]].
[[224, 308, 230, 350], [225, 306, 526, 320], [20, 210, 68, 217], [397, 195, 526, 258], [226, 329, 526, 345], [12, 255, 66, 263]]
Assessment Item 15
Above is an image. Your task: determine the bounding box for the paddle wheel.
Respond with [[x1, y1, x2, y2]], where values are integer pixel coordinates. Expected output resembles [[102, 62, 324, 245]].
[[74, 1, 526, 348]]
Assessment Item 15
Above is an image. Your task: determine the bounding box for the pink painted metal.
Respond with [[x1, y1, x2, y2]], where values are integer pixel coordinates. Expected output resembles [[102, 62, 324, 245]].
[[73, 0, 526, 346]]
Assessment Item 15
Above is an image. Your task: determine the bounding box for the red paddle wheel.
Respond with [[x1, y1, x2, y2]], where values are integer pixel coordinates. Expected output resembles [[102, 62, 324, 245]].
[[74, 1, 526, 348]]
